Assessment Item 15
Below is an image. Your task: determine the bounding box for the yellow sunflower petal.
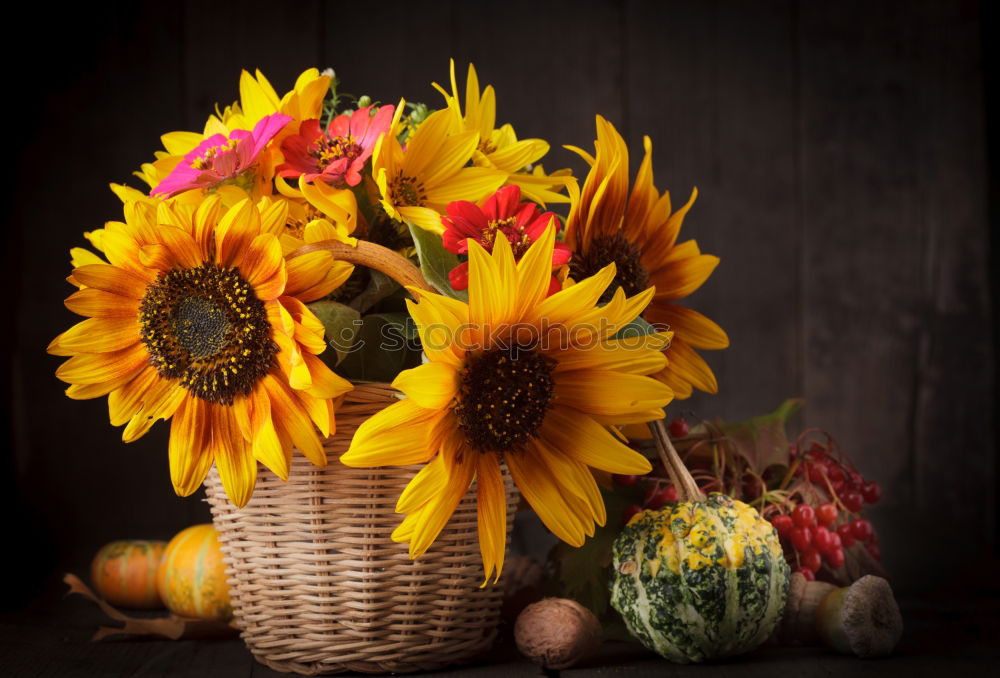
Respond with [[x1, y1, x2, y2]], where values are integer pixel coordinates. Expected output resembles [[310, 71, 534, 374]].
[[403, 452, 476, 559], [663, 337, 719, 394], [514, 223, 557, 318], [63, 288, 139, 319], [477, 454, 507, 584], [107, 365, 159, 426], [396, 448, 450, 514], [507, 446, 586, 547], [405, 296, 465, 369], [422, 130, 481, 187], [250, 387, 290, 481], [65, 373, 134, 400], [539, 407, 653, 475], [168, 396, 214, 496], [650, 253, 719, 301], [55, 343, 148, 385], [398, 206, 447, 234], [300, 179, 358, 233], [401, 109, 460, 178], [215, 199, 261, 268], [657, 366, 694, 400], [391, 362, 459, 410], [262, 374, 327, 467], [552, 332, 671, 374], [155, 224, 204, 269], [554, 369, 672, 419], [71, 264, 148, 300], [527, 262, 615, 327], [422, 166, 506, 208], [70, 247, 106, 269], [284, 250, 335, 299], [340, 398, 439, 467], [47, 317, 139, 356], [192, 194, 222, 256], [239, 68, 280, 123], [239, 233, 284, 289], [98, 230, 153, 282], [122, 381, 186, 443], [211, 404, 257, 509], [298, 390, 334, 438], [301, 351, 353, 400], [645, 303, 729, 350], [531, 434, 605, 529]]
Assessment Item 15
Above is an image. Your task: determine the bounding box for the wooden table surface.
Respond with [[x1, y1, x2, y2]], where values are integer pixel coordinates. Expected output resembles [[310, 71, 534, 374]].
[[2, 583, 996, 678]]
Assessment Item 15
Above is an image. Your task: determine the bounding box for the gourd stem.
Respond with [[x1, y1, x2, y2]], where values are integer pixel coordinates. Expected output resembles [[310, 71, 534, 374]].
[[649, 418, 706, 502], [287, 239, 435, 295]]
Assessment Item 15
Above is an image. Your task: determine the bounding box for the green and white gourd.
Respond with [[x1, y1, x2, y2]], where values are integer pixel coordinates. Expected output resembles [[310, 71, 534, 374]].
[[609, 420, 789, 663]]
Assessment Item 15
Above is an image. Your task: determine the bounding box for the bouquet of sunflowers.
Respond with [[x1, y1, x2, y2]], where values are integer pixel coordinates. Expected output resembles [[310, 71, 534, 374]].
[[49, 61, 725, 602]]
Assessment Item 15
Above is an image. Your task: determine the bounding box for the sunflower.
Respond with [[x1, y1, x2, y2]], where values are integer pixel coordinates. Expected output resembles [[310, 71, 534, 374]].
[[48, 195, 354, 507], [565, 116, 729, 399], [340, 226, 674, 581], [372, 100, 506, 234], [434, 60, 573, 205]]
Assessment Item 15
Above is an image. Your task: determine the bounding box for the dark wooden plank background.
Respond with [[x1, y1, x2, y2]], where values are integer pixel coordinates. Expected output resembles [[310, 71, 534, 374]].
[[1, 0, 993, 608]]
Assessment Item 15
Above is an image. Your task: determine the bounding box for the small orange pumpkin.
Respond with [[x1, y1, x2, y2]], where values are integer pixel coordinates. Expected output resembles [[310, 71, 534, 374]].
[[156, 524, 232, 621], [90, 540, 167, 609]]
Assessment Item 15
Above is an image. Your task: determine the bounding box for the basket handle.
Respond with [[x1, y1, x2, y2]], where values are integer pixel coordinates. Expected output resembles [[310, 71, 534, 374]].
[[287, 239, 435, 296]]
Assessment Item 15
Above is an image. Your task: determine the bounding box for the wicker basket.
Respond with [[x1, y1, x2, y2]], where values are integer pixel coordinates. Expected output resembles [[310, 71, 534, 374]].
[[203, 383, 518, 675]]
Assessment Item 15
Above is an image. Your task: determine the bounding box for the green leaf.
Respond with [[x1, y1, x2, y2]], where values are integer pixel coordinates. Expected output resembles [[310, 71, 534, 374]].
[[407, 222, 468, 301], [547, 487, 633, 618], [348, 269, 401, 314], [720, 398, 804, 473], [335, 312, 422, 383], [612, 315, 659, 340], [308, 300, 361, 366]]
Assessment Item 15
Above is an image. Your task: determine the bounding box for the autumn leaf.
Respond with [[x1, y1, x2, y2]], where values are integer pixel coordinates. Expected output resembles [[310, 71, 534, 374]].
[[720, 398, 803, 473]]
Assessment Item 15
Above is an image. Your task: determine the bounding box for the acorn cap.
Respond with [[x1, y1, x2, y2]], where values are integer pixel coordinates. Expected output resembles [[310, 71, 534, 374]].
[[817, 575, 903, 658]]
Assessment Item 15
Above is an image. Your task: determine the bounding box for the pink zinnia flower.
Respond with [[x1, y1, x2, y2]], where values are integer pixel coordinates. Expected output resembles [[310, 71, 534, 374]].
[[277, 104, 395, 187], [151, 113, 292, 198], [441, 184, 570, 293]]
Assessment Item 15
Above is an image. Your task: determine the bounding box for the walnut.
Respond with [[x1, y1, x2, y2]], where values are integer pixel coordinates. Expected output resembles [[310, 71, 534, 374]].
[[514, 597, 602, 670]]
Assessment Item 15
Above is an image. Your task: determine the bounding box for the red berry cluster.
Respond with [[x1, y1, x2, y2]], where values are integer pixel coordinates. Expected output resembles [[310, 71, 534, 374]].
[[769, 504, 878, 579], [794, 442, 882, 512], [766, 441, 884, 578]]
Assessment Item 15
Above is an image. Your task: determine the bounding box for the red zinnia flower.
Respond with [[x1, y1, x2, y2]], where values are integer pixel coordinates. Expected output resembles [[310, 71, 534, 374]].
[[278, 104, 394, 187], [441, 185, 570, 293]]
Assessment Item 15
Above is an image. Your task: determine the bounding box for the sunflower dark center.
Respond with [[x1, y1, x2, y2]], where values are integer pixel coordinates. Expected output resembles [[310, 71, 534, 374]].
[[138, 263, 277, 405], [389, 170, 426, 207], [173, 296, 230, 358], [455, 345, 556, 454], [569, 233, 649, 303]]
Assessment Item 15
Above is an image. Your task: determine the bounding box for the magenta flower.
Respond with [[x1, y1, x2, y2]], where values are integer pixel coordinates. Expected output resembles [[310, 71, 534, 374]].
[[277, 104, 395, 187], [441, 184, 571, 293], [151, 113, 292, 198]]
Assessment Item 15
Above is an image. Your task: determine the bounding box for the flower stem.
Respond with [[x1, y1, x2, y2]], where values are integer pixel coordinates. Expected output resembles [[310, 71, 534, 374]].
[[649, 418, 706, 502], [288, 239, 434, 295]]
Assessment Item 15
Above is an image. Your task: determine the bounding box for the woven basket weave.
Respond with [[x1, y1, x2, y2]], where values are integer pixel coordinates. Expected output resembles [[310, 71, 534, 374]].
[[203, 383, 518, 675]]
